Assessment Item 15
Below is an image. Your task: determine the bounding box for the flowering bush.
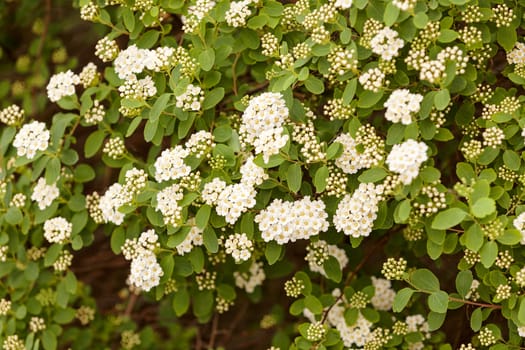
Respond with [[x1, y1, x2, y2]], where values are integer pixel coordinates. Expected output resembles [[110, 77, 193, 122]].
[[2, 0, 525, 348]]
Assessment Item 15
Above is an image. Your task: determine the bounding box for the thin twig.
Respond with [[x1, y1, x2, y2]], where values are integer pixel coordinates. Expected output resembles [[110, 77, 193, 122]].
[[124, 292, 139, 318], [208, 313, 219, 349], [448, 296, 502, 310]]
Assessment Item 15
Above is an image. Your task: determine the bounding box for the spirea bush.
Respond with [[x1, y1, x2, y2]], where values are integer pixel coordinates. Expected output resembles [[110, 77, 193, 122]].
[[3, 0, 525, 348]]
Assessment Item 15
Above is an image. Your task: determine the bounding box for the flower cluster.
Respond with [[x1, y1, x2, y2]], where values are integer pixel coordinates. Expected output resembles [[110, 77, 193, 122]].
[[224, 233, 253, 262], [334, 125, 384, 174], [43, 216, 73, 244], [255, 196, 329, 244], [0, 104, 24, 125], [154, 145, 191, 182], [31, 178, 59, 210], [13, 121, 50, 159], [370, 27, 404, 61], [386, 139, 428, 185], [176, 84, 204, 111], [240, 92, 289, 163], [234, 261, 266, 293], [333, 183, 384, 238], [46, 70, 80, 102], [384, 89, 423, 125]]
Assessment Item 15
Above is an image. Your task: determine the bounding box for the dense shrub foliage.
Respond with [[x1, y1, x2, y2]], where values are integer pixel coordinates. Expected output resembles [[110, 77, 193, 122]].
[[2, 0, 525, 348]]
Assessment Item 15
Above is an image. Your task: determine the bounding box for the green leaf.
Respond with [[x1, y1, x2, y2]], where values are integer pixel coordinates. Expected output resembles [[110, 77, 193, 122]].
[[271, 72, 296, 92], [313, 165, 329, 193], [464, 223, 484, 252], [480, 240, 498, 268], [410, 269, 440, 292], [172, 288, 190, 316], [497, 26, 517, 52], [137, 30, 160, 49], [470, 198, 496, 218], [394, 199, 411, 223], [413, 12, 429, 28], [198, 48, 215, 72], [323, 256, 342, 283], [438, 29, 458, 43], [84, 129, 105, 158], [304, 75, 324, 94], [122, 8, 135, 32], [265, 241, 282, 265], [42, 329, 57, 350], [326, 142, 343, 160], [383, 2, 399, 26], [428, 291, 448, 313], [193, 290, 214, 318], [455, 270, 473, 298], [431, 208, 467, 230], [518, 297, 525, 325], [44, 244, 62, 266], [358, 167, 388, 183], [195, 205, 211, 229], [393, 288, 415, 312], [503, 150, 520, 171], [427, 311, 446, 331], [110, 227, 125, 254], [45, 158, 61, 184], [144, 118, 159, 142], [304, 295, 324, 315], [74, 164, 96, 182], [470, 307, 482, 331], [342, 79, 357, 105], [202, 87, 224, 110], [5, 207, 23, 225], [150, 93, 171, 123], [203, 227, 219, 253], [287, 163, 302, 193], [434, 89, 450, 110], [358, 90, 383, 108]]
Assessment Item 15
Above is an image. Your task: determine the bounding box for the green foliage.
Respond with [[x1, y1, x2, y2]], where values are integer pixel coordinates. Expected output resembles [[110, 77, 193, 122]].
[[1, 0, 525, 348]]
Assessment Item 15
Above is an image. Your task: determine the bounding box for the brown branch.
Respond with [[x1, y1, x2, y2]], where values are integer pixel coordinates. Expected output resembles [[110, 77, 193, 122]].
[[449, 296, 502, 310], [36, 0, 52, 61], [124, 292, 139, 318], [207, 313, 219, 349]]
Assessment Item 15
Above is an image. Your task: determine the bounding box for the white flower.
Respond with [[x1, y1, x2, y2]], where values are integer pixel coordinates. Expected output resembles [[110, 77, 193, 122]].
[[13, 121, 50, 159], [44, 217, 72, 243], [234, 261, 265, 293], [334, 0, 352, 9], [384, 89, 423, 125], [46, 70, 80, 102], [175, 223, 203, 255], [370, 27, 404, 61], [154, 146, 191, 182], [128, 248, 163, 292], [255, 196, 329, 244], [333, 183, 384, 238], [216, 183, 257, 224], [370, 277, 395, 311], [31, 178, 59, 210], [225, 0, 252, 27], [386, 139, 428, 185], [175, 84, 204, 111], [99, 183, 129, 225], [240, 92, 289, 163], [513, 212, 525, 244], [224, 233, 253, 262]]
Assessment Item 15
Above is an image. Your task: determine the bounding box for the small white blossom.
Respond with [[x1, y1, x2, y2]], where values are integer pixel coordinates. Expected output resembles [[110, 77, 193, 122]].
[[46, 70, 80, 102], [13, 121, 50, 159], [386, 140, 428, 185], [31, 178, 59, 210], [43, 217, 72, 243]]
